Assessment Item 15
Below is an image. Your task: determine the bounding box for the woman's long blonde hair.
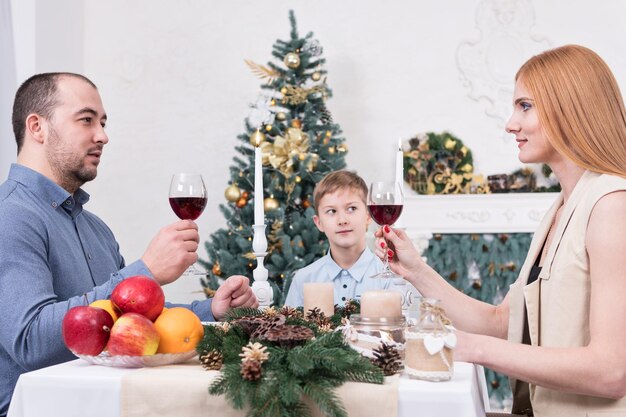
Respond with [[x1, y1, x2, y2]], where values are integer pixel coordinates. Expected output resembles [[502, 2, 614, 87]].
[[516, 44, 626, 178]]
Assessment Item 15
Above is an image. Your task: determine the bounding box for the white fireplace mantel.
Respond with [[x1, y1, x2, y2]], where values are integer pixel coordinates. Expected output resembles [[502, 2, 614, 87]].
[[400, 192, 559, 235]]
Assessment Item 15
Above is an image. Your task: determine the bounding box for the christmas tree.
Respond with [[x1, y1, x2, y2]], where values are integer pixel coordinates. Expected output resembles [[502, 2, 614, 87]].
[[200, 11, 346, 305]]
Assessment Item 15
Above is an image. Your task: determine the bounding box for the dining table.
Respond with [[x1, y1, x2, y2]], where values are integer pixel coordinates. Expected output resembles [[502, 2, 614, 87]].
[[8, 356, 489, 417]]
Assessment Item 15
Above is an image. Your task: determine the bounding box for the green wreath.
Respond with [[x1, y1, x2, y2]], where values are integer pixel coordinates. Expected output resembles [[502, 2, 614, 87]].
[[404, 131, 475, 194]]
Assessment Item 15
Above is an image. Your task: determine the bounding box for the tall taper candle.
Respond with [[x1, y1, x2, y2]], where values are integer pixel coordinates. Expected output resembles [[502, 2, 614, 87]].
[[395, 138, 404, 194], [254, 134, 264, 225], [395, 138, 405, 227]]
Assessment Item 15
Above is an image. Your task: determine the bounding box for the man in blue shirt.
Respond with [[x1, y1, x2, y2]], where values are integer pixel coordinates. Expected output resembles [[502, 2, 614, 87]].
[[0, 72, 258, 416], [284, 170, 391, 308]]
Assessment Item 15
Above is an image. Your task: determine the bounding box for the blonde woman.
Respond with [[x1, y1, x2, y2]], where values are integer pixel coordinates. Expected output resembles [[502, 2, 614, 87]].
[[376, 45, 626, 417]]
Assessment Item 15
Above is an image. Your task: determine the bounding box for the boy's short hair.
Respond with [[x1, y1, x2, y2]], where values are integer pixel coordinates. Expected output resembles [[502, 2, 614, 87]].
[[313, 170, 368, 213]]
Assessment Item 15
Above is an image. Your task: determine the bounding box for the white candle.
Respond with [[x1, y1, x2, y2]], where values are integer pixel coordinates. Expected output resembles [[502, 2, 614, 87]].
[[361, 290, 402, 319], [303, 283, 334, 317], [395, 138, 404, 193], [395, 138, 405, 227], [254, 140, 264, 225]]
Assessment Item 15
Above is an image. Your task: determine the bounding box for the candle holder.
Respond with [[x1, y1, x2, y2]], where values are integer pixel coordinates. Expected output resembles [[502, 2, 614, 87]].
[[404, 298, 456, 381], [251, 224, 273, 308], [343, 314, 406, 359]]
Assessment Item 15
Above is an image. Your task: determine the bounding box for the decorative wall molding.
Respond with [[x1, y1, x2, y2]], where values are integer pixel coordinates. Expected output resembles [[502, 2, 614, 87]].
[[401, 192, 558, 235], [456, 0, 551, 132]]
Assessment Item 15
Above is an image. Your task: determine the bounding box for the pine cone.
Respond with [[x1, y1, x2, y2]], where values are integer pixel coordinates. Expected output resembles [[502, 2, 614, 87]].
[[240, 359, 263, 381], [279, 306, 302, 319], [239, 342, 269, 363], [305, 307, 323, 321], [200, 350, 224, 371], [343, 299, 359, 316], [306, 307, 332, 328], [371, 342, 402, 376]]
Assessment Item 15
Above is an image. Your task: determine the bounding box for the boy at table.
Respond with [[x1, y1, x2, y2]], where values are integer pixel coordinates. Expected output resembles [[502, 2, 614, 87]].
[[284, 170, 393, 308], [0, 72, 258, 417]]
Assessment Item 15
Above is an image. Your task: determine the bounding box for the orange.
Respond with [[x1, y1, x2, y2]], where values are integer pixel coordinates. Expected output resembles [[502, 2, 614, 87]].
[[154, 307, 204, 354], [90, 299, 120, 322]]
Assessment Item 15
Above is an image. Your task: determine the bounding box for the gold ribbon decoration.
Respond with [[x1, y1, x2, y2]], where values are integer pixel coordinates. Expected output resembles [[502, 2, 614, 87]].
[[260, 128, 318, 176], [281, 84, 326, 106]]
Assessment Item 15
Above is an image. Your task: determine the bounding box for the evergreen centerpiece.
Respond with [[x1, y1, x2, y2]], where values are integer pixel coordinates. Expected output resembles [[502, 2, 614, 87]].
[[200, 11, 346, 304], [198, 305, 383, 417]]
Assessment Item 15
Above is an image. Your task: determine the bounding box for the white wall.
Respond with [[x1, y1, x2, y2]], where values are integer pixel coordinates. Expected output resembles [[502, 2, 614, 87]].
[[9, 0, 626, 303]]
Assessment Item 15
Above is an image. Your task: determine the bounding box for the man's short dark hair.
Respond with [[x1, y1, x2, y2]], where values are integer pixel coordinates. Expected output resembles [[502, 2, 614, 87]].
[[12, 72, 97, 153]]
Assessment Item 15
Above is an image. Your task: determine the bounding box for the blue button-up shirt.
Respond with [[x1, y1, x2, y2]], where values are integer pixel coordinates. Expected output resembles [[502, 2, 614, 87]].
[[284, 248, 391, 307], [0, 164, 213, 416]]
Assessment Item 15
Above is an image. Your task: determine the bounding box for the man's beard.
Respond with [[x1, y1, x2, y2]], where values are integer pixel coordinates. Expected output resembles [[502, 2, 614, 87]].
[[46, 127, 98, 193]]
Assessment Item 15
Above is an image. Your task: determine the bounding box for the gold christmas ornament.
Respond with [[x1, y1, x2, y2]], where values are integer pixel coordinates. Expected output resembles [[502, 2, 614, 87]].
[[224, 184, 241, 202], [212, 263, 222, 276], [460, 164, 473, 173], [325, 130, 332, 138], [284, 52, 301, 69], [249, 129, 266, 146], [280, 87, 288, 94], [298, 153, 306, 161], [444, 138, 457, 150], [337, 144, 348, 153], [265, 124, 273, 132], [311, 72, 321, 81], [264, 197, 279, 211], [276, 112, 286, 121], [291, 119, 302, 129], [295, 176, 301, 183], [328, 146, 336, 154]]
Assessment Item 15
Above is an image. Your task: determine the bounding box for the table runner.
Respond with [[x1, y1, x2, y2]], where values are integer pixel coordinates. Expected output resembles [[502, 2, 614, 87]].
[[120, 359, 398, 417]]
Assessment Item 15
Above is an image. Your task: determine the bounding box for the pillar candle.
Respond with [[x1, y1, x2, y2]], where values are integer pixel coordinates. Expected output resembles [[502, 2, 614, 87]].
[[361, 290, 402, 319], [254, 142, 264, 225], [303, 283, 334, 317]]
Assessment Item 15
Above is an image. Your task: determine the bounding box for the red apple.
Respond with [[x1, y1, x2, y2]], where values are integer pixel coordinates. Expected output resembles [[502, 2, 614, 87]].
[[107, 312, 160, 356], [111, 275, 165, 321], [62, 306, 114, 356]]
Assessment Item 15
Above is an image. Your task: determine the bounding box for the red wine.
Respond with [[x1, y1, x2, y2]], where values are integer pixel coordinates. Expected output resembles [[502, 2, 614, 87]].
[[368, 204, 403, 225], [169, 197, 207, 220]]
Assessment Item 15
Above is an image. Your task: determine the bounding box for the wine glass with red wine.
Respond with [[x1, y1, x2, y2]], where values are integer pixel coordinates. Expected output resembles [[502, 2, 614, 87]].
[[367, 181, 404, 279], [169, 173, 207, 276]]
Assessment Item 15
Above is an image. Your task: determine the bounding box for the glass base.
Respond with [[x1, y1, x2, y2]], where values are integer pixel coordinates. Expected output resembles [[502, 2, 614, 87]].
[[181, 263, 206, 277], [370, 269, 401, 279]]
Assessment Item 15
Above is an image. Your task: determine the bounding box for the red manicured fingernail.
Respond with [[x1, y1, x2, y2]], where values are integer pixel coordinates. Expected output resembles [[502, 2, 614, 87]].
[[384, 225, 390, 233], [387, 250, 393, 257], [380, 241, 386, 248]]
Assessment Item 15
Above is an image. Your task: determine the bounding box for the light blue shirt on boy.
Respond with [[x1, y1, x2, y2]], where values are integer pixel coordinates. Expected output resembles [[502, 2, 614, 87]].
[[284, 248, 391, 307]]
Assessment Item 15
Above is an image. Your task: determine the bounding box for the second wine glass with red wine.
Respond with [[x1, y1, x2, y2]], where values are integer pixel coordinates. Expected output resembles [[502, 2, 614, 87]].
[[169, 173, 207, 276], [367, 181, 404, 279]]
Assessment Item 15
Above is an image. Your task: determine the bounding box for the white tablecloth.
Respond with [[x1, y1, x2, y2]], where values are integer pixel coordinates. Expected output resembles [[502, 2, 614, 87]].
[[8, 359, 489, 417]]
